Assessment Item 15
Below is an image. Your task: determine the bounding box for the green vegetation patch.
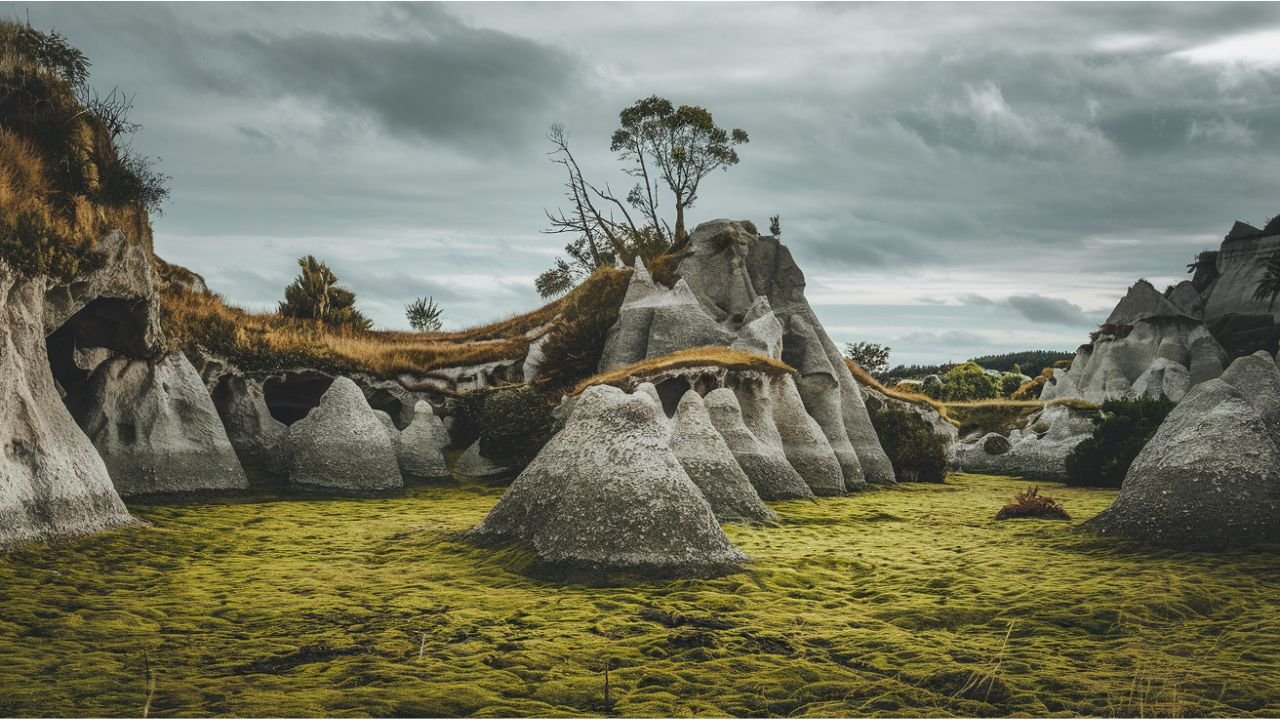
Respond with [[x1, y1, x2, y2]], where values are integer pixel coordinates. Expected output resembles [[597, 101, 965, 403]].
[[0, 475, 1277, 717]]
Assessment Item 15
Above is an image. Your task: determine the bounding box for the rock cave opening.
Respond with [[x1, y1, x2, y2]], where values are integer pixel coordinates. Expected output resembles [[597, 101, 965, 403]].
[[45, 297, 150, 403], [263, 372, 335, 425]]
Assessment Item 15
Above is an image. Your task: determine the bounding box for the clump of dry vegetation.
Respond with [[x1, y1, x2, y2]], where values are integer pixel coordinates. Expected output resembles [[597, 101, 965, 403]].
[[160, 263, 634, 381], [574, 346, 794, 395], [0, 20, 162, 280], [846, 359, 959, 427], [995, 486, 1071, 520]]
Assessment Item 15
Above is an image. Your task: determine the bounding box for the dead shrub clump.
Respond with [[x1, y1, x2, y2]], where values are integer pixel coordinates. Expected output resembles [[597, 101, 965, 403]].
[[995, 486, 1071, 521]]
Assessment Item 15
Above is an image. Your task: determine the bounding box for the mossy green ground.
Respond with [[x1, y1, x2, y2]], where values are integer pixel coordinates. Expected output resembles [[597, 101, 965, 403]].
[[1, 474, 1277, 718]]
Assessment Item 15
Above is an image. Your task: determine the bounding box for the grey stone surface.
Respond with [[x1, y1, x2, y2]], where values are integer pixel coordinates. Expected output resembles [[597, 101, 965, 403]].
[[1089, 378, 1280, 546], [670, 391, 777, 524], [68, 352, 249, 496], [212, 374, 287, 474], [768, 375, 847, 495], [599, 260, 733, 372], [1219, 351, 1280, 440], [284, 377, 403, 493], [1105, 279, 1191, 325], [397, 401, 450, 479], [0, 265, 135, 547], [704, 388, 813, 500], [468, 385, 746, 579], [455, 440, 511, 480], [1124, 358, 1191, 402], [956, 404, 1097, 482]]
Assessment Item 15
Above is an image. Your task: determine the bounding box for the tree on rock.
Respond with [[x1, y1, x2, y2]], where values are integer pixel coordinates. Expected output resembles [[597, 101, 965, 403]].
[[611, 95, 748, 244], [843, 342, 891, 376], [278, 255, 372, 330]]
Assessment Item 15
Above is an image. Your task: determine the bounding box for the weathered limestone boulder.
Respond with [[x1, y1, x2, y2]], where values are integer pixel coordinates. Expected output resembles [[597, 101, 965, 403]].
[[397, 401, 450, 480], [211, 374, 287, 474], [669, 390, 777, 524], [1124, 357, 1191, 402], [1219, 350, 1280, 439], [1200, 225, 1280, 357], [677, 220, 895, 485], [1089, 377, 1280, 546], [766, 375, 847, 495], [455, 440, 510, 480], [957, 404, 1097, 482], [704, 388, 813, 500], [67, 352, 249, 496], [599, 259, 733, 372], [468, 385, 745, 580], [1042, 281, 1227, 403], [284, 377, 403, 493], [1, 266, 134, 546]]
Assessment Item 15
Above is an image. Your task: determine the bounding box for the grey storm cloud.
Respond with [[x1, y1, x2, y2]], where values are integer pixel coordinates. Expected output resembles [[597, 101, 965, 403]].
[[11, 2, 1280, 359], [959, 294, 1100, 326]]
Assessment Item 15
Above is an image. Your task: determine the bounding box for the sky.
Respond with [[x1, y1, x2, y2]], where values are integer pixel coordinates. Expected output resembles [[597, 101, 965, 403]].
[[14, 2, 1280, 367]]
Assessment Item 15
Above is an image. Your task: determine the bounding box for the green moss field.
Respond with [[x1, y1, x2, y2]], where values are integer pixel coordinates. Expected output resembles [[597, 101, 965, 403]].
[[1, 474, 1277, 717]]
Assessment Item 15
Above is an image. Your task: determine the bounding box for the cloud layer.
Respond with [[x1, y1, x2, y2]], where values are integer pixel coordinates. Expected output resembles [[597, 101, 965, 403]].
[[13, 2, 1280, 366]]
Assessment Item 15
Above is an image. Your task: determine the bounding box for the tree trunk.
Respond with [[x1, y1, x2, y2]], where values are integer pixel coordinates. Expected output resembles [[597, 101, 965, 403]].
[[675, 203, 686, 245]]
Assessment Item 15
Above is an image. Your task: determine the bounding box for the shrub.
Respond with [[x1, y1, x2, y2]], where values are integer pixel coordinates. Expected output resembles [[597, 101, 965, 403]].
[[477, 385, 555, 470], [1012, 367, 1054, 400], [995, 486, 1070, 521], [1063, 396, 1175, 488], [922, 361, 999, 402], [534, 267, 632, 394], [866, 398, 948, 483], [997, 372, 1024, 397], [278, 255, 373, 330]]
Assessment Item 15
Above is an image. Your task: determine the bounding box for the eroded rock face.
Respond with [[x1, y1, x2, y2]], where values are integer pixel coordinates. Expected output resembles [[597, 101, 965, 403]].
[[397, 401, 450, 480], [1088, 377, 1280, 547], [0, 266, 134, 546], [766, 375, 847, 495], [670, 390, 777, 524], [956, 404, 1097, 482], [468, 385, 745, 580], [704, 388, 813, 500], [66, 352, 248, 496], [455, 440, 510, 480], [1042, 281, 1227, 403], [212, 374, 287, 475], [284, 377, 402, 493]]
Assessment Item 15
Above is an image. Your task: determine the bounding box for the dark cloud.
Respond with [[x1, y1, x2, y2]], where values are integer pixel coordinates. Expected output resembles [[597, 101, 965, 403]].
[[10, 2, 1280, 363]]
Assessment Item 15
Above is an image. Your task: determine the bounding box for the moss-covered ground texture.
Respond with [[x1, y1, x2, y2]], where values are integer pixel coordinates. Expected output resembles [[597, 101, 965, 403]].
[[1, 474, 1277, 718]]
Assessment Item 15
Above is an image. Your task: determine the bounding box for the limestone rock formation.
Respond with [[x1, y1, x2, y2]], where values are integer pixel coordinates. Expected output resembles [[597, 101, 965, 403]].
[[763, 375, 847, 495], [599, 259, 733, 372], [0, 266, 135, 546], [284, 377, 403, 493], [455, 440, 510, 480], [211, 374, 287, 475], [704, 388, 813, 500], [468, 384, 745, 580], [594, 219, 895, 488], [669, 390, 777, 524], [1088, 376, 1280, 546], [1042, 280, 1227, 403], [956, 404, 1098, 482], [66, 352, 248, 496], [396, 401, 450, 480]]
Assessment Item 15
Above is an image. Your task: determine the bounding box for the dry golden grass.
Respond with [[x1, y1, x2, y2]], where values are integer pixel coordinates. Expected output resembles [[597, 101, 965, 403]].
[[160, 285, 534, 378], [846, 359, 960, 427], [574, 346, 795, 395]]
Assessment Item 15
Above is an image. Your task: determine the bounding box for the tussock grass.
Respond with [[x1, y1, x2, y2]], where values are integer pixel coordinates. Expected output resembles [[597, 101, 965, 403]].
[[846, 359, 959, 428], [575, 347, 795, 395], [159, 266, 635, 379], [1, 474, 1277, 717]]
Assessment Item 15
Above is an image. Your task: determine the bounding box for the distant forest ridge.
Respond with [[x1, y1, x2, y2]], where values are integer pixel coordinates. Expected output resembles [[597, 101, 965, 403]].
[[885, 350, 1074, 381]]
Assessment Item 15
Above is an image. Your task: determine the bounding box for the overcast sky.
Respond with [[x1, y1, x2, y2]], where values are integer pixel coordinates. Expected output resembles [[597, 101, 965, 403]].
[[16, 2, 1280, 367]]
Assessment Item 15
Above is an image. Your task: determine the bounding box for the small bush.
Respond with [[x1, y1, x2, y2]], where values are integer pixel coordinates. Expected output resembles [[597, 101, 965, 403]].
[[995, 486, 1070, 521], [1012, 367, 1054, 400], [534, 267, 632, 394], [997, 372, 1024, 397], [921, 361, 999, 402], [477, 386, 555, 470], [866, 399, 948, 483], [1063, 396, 1175, 488]]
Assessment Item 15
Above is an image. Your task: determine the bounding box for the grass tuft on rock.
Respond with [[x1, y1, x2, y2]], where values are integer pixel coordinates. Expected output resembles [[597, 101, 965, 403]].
[[574, 347, 795, 395]]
